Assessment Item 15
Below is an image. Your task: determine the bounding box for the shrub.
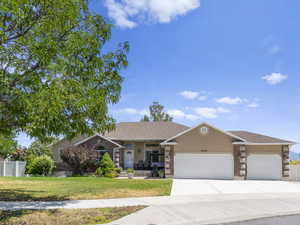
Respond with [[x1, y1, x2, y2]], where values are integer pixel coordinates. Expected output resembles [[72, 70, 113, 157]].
[[25, 140, 54, 173], [98, 153, 116, 178], [127, 168, 134, 174], [28, 155, 55, 176], [60, 146, 98, 175], [290, 160, 300, 165], [115, 167, 122, 174], [95, 167, 103, 177]]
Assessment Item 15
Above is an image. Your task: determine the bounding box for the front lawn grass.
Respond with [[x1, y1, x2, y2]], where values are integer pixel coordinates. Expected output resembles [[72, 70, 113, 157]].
[[0, 177, 172, 201], [0, 206, 145, 225]]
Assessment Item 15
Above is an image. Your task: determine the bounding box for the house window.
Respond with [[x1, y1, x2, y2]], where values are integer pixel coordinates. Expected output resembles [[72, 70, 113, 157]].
[[96, 145, 108, 160], [200, 126, 209, 135], [152, 150, 159, 163], [145, 150, 160, 163]]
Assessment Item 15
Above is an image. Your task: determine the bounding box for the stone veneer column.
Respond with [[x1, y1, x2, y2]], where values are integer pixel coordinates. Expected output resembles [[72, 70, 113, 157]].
[[239, 145, 247, 179], [113, 148, 120, 168], [164, 146, 172, 177], [282, 145, 290, 178]]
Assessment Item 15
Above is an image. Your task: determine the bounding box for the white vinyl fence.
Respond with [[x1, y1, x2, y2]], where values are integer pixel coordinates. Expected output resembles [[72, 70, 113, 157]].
[[0, 160, 26, 177], [290, 165, 300, 181]]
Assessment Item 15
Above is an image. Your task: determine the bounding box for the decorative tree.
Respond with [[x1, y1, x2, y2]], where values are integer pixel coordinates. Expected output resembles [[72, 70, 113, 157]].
[[98, 152, 116, 177], [141, 102, 173, 122], [0, 0, 129, 142], [60, 146, 98, 175]]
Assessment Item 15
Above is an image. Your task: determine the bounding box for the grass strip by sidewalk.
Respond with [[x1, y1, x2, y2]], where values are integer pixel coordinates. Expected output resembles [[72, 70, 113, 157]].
[[0, 177, 172, 201], [0, 206, 145, 225]]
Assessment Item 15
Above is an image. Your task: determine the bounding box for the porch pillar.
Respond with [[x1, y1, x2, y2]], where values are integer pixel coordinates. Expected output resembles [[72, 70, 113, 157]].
[[282, 145, 290, 178], [164, 146, 172, 177], [113, 148, 120, 168], [239, 145, 247, 179]]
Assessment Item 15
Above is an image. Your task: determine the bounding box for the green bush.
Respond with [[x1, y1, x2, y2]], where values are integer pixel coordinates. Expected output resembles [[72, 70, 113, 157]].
[[98, 153, 117, 178], [290, 160, 300, 165], [127, 168, 134, 174], [95, 167, 103, 177], [115, 167, 122, 174], [27, 155, 55, 176]]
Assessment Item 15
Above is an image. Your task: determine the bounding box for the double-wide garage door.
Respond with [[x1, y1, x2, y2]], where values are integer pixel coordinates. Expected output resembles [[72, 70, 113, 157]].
[[174, 153, 234, 179]]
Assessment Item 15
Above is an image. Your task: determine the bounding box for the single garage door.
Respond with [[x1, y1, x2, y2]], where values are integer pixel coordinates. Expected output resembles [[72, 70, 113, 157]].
[[174, 153, 234, 179], [247, 154, 282, 180]]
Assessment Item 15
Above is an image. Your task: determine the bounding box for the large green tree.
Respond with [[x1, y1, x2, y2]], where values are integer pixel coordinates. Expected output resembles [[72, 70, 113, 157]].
[[0, 134, 17, 159], [0, 0, 128, 141], [141, 102, 173, 122]]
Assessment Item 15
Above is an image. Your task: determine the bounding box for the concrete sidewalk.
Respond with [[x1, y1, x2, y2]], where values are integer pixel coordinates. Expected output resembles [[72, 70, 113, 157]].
[[2, 193, 300, 210]]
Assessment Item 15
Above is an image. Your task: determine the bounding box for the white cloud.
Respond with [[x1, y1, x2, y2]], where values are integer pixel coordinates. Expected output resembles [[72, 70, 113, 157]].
[[167, 109, 186, 118], [247, 103, 259, 108], [262, 73, 288, 85], [216, 97, 243, 105], [116, 108, 149, 115], [180, 91, 199, 100], [104, 0, 200, 28], [194, 107, 230, 119], [179, 91, 207, 101], [198, 95, 207, 101], [216, 107, 230, 113], [185, 114, 200, 121], [104, 0, 137, 28], [167, 109, 200, 121]]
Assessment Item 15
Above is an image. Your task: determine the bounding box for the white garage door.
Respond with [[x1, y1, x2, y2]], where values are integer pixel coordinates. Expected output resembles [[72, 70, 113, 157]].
[[174, 153, 234, 179], [247, 154, 282, 180]]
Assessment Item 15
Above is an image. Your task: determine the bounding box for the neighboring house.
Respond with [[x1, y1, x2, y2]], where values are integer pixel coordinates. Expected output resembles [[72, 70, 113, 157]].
[[52, 122, 296, 180]]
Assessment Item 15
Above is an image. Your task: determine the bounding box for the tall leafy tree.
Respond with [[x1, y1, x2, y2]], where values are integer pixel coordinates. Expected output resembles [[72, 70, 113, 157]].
[[141, 102, 173, 122], [0, 0, 129, 141]]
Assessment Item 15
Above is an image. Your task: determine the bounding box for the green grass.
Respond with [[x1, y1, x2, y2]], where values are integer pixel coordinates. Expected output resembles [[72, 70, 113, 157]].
[[0, 206, 145, 225], [0, 177, 172, 201]]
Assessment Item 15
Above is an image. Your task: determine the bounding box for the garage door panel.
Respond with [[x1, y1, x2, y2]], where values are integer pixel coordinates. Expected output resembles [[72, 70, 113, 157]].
[[247, 154, 282, 180], [174, 154, 234, 179]]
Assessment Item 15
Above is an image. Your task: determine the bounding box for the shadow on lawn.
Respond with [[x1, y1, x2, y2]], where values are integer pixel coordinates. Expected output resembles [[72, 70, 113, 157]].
[[0, 189, 70, 201]]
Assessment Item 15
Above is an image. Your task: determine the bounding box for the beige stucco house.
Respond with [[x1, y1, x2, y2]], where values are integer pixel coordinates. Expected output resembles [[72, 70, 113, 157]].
[[52, 122, 296, 180]]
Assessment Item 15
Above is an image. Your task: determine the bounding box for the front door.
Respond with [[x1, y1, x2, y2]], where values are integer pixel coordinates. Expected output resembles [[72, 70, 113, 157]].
[[124, 150, 134, 169]]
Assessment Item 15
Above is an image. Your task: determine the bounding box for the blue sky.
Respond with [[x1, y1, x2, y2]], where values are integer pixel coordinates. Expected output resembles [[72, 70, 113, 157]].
[[17, 0, 300, 152]]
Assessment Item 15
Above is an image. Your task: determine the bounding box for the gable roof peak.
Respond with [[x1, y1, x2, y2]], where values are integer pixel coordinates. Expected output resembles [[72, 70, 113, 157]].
[[162, 121, 246, 144]]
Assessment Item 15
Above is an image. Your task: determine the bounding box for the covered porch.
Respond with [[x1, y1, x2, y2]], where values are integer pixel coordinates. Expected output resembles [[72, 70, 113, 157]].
[[114, 142, 167, 177]]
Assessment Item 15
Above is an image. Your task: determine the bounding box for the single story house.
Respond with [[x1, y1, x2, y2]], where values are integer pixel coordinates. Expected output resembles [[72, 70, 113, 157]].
[[52, 122, 296, 180]]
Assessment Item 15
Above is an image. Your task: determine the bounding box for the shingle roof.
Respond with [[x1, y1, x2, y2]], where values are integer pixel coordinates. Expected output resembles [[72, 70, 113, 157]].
[[228, 130, 295, 144], [105, 122, 189, 141]]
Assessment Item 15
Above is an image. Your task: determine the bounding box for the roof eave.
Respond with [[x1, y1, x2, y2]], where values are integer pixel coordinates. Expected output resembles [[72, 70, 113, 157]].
[[232, 142, 297, 146]]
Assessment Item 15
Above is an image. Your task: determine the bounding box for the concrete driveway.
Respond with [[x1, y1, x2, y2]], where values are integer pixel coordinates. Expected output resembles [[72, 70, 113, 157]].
[[108, 193, 300, 225], [171, 179, 300, 196]]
